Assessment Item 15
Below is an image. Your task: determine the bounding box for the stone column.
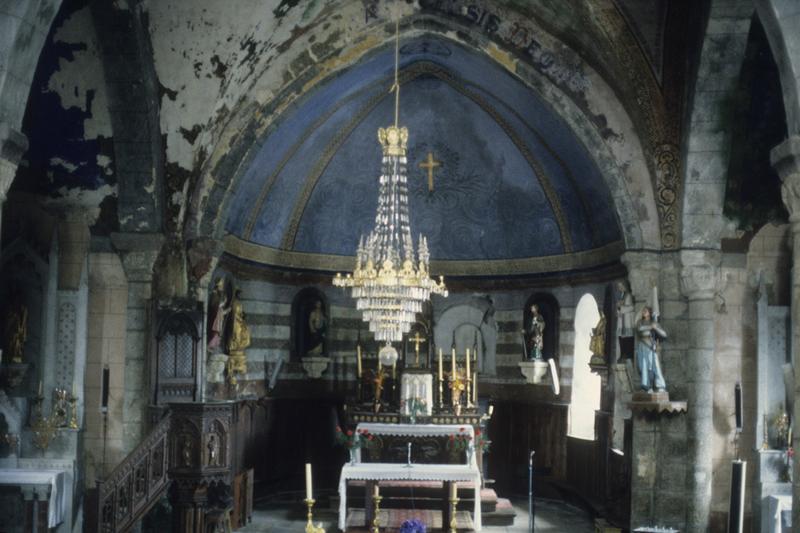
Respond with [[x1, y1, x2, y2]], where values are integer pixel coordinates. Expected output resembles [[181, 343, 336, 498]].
[[771, 135, 800, 528], [680, 249, 721, 533], [111, 232, 164, 453]]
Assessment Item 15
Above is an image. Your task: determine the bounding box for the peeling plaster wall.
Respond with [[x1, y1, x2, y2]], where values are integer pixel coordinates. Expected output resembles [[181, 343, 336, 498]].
[[15, 0, 116, 212]]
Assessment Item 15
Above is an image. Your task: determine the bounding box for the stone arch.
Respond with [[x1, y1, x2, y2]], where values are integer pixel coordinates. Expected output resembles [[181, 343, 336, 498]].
[[186, 5, 660, 254], [755, 0, 800, 136], [0, 1, 62, 133], [681, 0, 755, 248], [434, 303, 497, 376]]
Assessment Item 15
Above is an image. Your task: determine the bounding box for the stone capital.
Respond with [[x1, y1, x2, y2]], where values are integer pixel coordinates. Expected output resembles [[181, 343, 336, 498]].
[[680, 249, 721, 300], [111, 232, 165, 283], [0, 158, 16, 202], [621, 251, 662, 298], [0, 127, 28, 201], [771, 135, 800, 221]]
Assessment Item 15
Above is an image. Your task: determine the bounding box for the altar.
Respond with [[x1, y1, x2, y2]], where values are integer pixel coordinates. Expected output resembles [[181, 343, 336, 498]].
[[0, 468, 66, 530]]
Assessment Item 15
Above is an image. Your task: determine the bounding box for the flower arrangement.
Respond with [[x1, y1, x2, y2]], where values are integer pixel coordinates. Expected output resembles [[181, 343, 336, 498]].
[[401, 397, 428, 422], [399, 518, 426, 533], [474, 428, 491, 453], [335, 426, 374, 450], [447, 427, 472, 451]]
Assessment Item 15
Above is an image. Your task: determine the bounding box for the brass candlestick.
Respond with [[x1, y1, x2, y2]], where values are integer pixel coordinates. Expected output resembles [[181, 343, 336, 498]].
[[449, 496, 459, 533], [371, 494, 382, 533], [304, 498, 325, 533]]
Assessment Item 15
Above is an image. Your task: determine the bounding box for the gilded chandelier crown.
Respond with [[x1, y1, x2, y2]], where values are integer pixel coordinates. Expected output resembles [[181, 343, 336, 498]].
[[378, 126, 408, 156]]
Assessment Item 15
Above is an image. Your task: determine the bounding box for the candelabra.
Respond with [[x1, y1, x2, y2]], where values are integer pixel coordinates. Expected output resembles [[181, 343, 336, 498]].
[[303, 498, 325, 533]]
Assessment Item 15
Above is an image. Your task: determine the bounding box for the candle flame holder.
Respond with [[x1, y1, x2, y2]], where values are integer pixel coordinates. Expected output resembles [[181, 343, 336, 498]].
[[449, 496, 459, 533], [371, 494, 382, 533]]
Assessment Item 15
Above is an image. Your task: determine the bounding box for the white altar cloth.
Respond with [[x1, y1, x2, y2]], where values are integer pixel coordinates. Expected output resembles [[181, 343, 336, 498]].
[[337, 463, 482, 531], [354, 423, 476, 466], [0, 468, 66, 527], [765, 494, 792, 533]]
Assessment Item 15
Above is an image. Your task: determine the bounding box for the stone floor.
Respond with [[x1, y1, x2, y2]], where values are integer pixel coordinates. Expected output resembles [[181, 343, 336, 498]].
[[235, 497, 595, 533]]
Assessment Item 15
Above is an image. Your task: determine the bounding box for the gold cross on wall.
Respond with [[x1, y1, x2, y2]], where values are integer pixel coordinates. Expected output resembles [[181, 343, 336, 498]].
[[419, 152, 441, 192]]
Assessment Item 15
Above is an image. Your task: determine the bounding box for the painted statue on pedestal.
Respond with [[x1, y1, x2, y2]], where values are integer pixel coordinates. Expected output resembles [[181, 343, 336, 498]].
[[306, 300, 327, 356], [526, 304, 545, 360], [635, 306, 667, 392]]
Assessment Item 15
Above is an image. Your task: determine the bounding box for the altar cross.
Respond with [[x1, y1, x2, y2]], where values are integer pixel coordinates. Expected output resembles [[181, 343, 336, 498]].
[[412, 331, 427, 366], [419, 152, 441, 192]]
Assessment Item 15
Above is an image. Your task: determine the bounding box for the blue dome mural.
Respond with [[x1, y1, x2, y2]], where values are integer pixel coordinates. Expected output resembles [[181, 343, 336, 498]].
[[225, 37, 621, 271]]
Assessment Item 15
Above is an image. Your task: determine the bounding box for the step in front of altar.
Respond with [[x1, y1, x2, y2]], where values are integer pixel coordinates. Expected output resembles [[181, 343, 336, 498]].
[[345, 508, 474, 532]]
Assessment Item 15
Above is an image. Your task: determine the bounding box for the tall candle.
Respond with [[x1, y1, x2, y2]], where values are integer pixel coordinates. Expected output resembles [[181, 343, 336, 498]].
[[373, 483, 379, 497], [438, 348, 443, 380], [473, 372, 478, 404], [392, 360, 396, 380], [466, 348, 470, 377], [451, 347, 456, 376], [38, 380, 43, 396], [357, 345, 362, 378], [305, 463, 313, 500], [449, 482, 457, 500]]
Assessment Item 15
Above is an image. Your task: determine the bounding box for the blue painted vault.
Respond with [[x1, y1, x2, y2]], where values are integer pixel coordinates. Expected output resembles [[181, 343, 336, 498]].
[[225, 37, 621, 265]]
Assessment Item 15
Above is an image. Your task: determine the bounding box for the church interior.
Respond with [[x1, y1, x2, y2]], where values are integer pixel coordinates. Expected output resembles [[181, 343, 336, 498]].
[[1, 1, 800, 532]]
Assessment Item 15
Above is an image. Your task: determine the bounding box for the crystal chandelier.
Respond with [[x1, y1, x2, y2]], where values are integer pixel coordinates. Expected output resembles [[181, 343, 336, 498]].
[[333, 19, 447, 344]]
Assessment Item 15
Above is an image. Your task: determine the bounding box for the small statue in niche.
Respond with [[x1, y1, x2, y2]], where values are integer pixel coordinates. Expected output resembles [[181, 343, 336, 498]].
[[207, 277, 230, 354], [525, 304, 545, 360], [616, 280, 635, 361], [306, 300, 327, 356], [4, 302, 28, 363], [226, 289, 250, 356], [635, 306, 667, 392], [226, 289, 251, 383], [207, 434, 219, 466], [182, 435, 194, 467], [589, 311, 607, 365]]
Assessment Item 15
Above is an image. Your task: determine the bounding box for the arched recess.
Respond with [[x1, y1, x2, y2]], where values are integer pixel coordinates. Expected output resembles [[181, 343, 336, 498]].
[[291, 287, 329, 361], [433, 303, 497, 376], [523, 293, 560, 362], [569, 293, 601, 440], [681, 0, 754, 248], [185, 7, 660, 255]]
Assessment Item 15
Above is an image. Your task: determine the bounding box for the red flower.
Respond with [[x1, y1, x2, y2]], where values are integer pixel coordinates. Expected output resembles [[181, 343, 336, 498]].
[[475, 429, 482, 436], [459, 427, 465, 432], [347, 430, 353, 436]]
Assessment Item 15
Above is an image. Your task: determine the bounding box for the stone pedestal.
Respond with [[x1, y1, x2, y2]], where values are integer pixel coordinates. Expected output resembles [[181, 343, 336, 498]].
[[629, 408, 688, 530], [518, 360, 549, 384], [301, 357, 329, 379]]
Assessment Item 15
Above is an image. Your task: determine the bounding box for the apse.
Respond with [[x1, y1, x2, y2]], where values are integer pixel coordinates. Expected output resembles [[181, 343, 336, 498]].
[[223, 36, 623, 277]]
